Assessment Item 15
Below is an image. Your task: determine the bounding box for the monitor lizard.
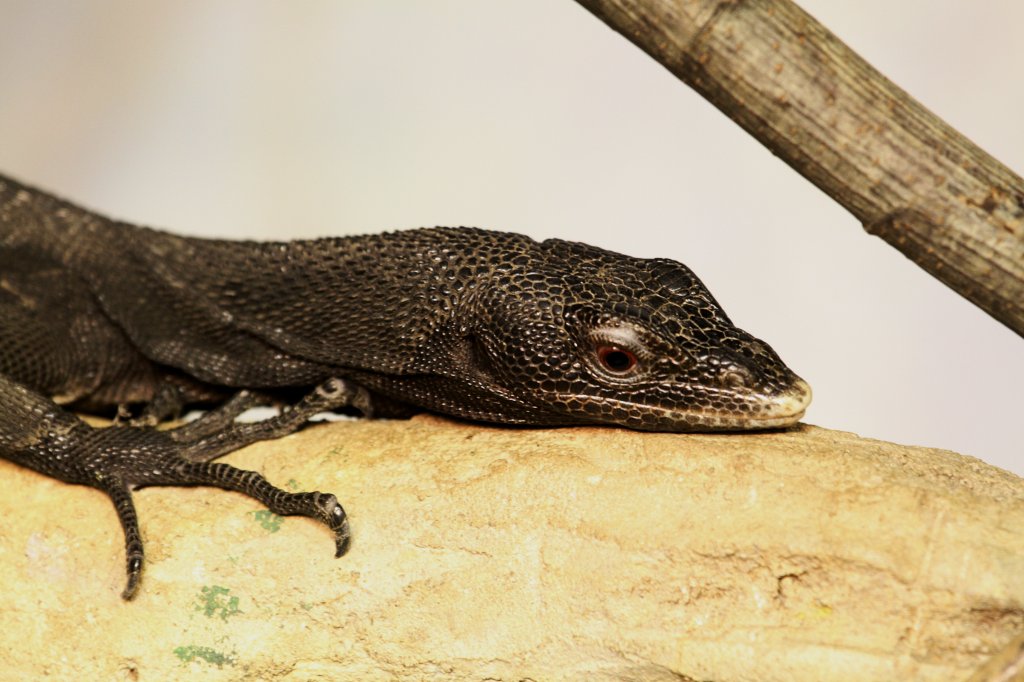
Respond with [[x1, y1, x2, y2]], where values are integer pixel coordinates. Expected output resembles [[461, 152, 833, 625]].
[[0, 173, 811, 598]]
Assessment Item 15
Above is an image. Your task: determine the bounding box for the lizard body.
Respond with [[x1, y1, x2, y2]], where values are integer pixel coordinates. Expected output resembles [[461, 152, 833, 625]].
[[0, 174, 810, 598]]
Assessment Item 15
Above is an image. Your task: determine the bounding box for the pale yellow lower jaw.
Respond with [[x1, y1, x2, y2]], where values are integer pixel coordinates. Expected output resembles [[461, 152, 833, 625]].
[[555, 377, 813, 431], [678, 377, 813, 430], [738, 410, 807, 429]]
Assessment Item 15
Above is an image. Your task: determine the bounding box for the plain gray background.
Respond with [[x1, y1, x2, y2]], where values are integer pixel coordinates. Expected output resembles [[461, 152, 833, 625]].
[[0, 1, 1021, 474]]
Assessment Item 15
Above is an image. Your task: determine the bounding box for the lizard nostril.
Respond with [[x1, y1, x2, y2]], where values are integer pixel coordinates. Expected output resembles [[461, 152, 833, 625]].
[[721, 369, 748, 389]]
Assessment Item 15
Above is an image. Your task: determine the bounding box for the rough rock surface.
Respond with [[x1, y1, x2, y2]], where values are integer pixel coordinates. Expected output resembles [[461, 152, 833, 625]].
[[0, 416, 1021, 681]]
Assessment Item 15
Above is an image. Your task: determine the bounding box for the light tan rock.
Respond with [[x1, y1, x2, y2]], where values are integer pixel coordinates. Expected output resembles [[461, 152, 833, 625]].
[[0, 416, 1021, 681]]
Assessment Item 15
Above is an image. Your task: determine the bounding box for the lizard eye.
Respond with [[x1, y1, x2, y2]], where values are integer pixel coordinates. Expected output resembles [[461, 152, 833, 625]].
[[596, 345, 639, 374]]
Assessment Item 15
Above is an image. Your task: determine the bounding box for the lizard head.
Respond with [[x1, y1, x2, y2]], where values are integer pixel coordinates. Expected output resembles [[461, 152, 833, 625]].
[[473, 237, 811, 431]]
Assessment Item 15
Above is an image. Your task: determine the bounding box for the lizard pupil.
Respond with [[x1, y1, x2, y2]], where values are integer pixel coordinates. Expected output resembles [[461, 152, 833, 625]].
[[597, 346, 638, 373]]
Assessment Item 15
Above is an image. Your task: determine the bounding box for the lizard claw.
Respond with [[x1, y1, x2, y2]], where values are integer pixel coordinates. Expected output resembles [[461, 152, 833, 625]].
[[335, 525, 352, 558], [121, 554, 143, 601], [316, 492, 352, 557]]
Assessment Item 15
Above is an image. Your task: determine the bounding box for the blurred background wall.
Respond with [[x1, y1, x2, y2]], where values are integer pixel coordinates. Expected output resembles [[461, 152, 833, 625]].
[[0, 1, 1020, 474]]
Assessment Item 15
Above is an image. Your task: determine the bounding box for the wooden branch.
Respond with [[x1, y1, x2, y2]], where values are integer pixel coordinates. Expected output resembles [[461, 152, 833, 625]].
[[2, 417, 1022, 679], [575, 0, 1024, 337]]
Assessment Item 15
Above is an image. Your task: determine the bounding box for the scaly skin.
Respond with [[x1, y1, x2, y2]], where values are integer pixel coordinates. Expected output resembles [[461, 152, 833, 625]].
[[0, 174, 810, 598]]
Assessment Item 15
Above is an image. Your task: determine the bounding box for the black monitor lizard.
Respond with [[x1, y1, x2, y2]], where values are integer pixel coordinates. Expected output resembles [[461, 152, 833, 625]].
[[0, 174, 811, 598]]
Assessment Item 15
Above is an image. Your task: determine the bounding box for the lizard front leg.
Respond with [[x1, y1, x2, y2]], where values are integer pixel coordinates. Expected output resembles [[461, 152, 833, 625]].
[[0, 375, 362, 599], [171, 378, 371, 461]]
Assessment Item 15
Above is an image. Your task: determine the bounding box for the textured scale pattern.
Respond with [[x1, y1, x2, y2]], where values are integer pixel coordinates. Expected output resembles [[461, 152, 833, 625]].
[[0, 173, 810, 598]]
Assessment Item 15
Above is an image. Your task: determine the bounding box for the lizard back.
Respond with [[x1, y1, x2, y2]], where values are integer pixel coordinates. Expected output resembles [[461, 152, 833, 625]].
[[0, 174, 811, 430]]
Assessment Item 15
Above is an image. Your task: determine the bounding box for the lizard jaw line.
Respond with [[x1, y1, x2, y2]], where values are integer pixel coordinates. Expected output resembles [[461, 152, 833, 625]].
[[555, 378, 812, 432]]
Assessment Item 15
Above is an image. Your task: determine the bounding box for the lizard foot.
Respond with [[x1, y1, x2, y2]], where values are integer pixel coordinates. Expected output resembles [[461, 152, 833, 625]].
[[170, 461, 352, 558], [0, 374, 360, 599]]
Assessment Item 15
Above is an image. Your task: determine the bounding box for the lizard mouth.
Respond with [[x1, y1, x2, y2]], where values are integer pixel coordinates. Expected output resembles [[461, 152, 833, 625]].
[[555, 378, 812, 432]]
